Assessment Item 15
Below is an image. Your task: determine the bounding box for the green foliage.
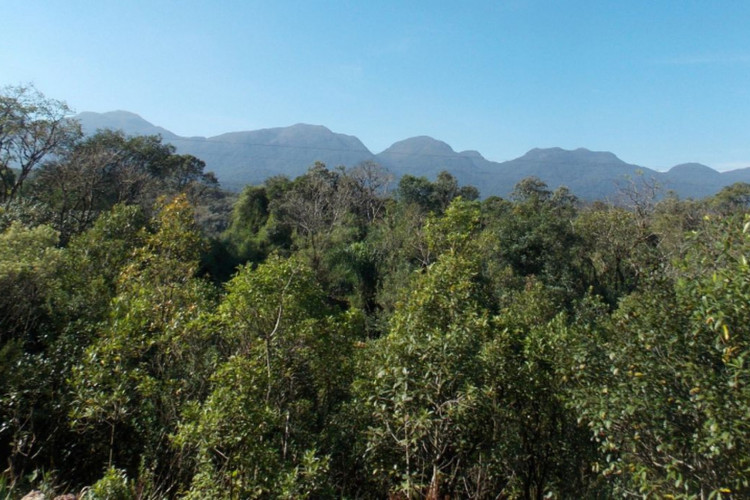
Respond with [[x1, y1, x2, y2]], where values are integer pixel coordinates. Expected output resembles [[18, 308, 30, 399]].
[[83, 467, 135, 500], [487, 178, 583, 301], [368, 201, 431, 320], [355, 251, 490, 498], [353, 203, 597, 498], [31, 129, 219, 241], [0, 208, 151, 487], [69, 196, 216, 488], [424, 197, 481, 256], [5, 101, 750, 500], [574, 206, 643, 303], [0, 84, 81, 204], [175, 255, 362, 498], [223, 185, 271, 263], [0, 198, 55, 231], [353, 202, 496, 497], [709, 182, 750, 215], [0, 474, 12, 499], [397, 174, 435, 211], [52, 204, 147, 328], [565, 214, 750, 497], [0, 222, 61, 344], [397, 171, 478, 214], [480, 282, 600, 498]]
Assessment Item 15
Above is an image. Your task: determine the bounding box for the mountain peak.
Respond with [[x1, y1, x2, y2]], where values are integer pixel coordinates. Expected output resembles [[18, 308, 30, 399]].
[[78, 110, 144, 120], [76, 110, 177, 139], [521, 147, 623, 164], [667, 162, 717, 175], [211, 123, 370, 151], [459, 150, 486, 160], [379, 136, 456, 156], [288, 123, 333, 133]]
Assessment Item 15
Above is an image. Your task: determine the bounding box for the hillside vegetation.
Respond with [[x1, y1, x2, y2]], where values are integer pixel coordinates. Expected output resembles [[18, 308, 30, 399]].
[[3, 86, 750, 499]]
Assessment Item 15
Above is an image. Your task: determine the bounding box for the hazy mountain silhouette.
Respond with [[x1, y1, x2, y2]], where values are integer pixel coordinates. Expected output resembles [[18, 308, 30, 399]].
[[77, 111, 179, 140], [76, 111, 750, 199], [486, 147, 650, 200], [376, 136, 484, 185], [78, 111, 374, 188]]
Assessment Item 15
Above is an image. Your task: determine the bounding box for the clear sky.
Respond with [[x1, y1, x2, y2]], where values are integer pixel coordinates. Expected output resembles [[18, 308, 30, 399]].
[[3, 1, 750, 170]]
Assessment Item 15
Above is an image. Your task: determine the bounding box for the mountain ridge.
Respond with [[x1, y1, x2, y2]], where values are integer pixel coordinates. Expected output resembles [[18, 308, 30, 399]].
[[75, 110, 750, 199]]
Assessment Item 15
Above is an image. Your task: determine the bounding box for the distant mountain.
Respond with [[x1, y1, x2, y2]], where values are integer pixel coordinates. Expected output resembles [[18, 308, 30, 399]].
[[78, 112, 374, 189], [77, 111, 179, 140], [485, 147, 651, 201], [76, 111, 750, 200], [376, 136, 484, 184], [171, 125, 374, 188], [376, 142, 655, 200], [661, 163, 723, 199]]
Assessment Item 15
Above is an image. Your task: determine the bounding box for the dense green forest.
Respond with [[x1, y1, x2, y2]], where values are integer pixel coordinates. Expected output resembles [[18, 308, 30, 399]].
[[2, 86, 750, 499]]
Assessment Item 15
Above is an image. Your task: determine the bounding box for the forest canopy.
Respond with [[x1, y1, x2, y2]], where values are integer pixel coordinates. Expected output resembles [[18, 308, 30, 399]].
[[2, 86, 750, 499]]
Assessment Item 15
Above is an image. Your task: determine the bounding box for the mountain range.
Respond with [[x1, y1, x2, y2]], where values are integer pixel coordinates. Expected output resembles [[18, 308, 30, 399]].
[[76, 111, 750, 200]]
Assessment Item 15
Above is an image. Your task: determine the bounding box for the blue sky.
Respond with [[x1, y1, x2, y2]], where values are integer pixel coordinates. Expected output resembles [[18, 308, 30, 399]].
[[3, 1, 750, 170]]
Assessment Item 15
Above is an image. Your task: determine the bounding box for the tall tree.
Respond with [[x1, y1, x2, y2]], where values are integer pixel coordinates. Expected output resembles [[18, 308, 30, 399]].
[[0, 85, 80, 204], [354, 200, 491, 498], [32, 130, 219, 240], [69, 196, 215, 490], [175, 255, 361, 498], [488, 177, 582, 300]]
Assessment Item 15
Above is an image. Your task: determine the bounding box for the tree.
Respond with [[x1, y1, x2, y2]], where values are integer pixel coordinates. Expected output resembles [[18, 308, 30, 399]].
[[0, 85, 81, 204], [354, 200, 492, 498], [32, 130, 219, 240], [488, 178, 582, 300], [272, 163, 344, 264], [356, 252, 489, 498], [397, 174, 435, 212], [0, 222, 64, 480], [565, 214, 750, 497], [709, 182, 750, 215], [31, 135, 121, 239], [574, 205, 643, 304], [510, 176, 551, 203], [347, 161, 393, 223], [476, 281, 600, 498], [270, 163, 380, 301], [223, 185, 271, 264], [175, 255, 361, 498], [0, 222, 61, 345], [367, 200, 432, 323], [396, 171, 477, 215], [69, 196, 215, 489], [615, 170, 662, 231], [0, 203, 153, 488]]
